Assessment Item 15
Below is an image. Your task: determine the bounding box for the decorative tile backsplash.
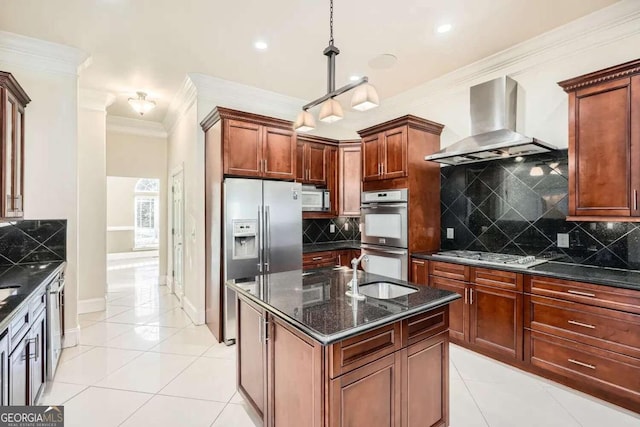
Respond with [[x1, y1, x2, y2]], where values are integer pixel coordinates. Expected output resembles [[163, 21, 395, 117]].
[[440, 150, 640, 270], [0, 220, 67, 265], [303, 218, 360, 244]]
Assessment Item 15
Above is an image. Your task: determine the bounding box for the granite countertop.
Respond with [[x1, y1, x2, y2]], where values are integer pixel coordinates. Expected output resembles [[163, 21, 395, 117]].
[[412, 252, 640, 292], [226, 267, 460, 345], [0, 261, 66, 332], [303, 240, 361, 254]]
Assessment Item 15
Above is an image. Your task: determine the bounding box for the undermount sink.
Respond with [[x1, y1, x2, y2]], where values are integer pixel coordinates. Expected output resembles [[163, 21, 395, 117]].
[[358, 281, 417, 299]]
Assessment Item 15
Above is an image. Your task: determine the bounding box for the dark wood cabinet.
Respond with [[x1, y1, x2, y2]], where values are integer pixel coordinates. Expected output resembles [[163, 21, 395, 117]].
[[1, 72, 29, 219], [303, 249, 355, 271], [297, 140, 327, 185], [237, 296, 266, 419], [338, 142, 361, 217], [558, 59, 640, 220], [362, 134, 383, 181], [431, 276, 467, 343], [8, 333, 28, 406], [410, 257, 428, 286], [361, 126, 408, 182], [220, 110, 296, 180]]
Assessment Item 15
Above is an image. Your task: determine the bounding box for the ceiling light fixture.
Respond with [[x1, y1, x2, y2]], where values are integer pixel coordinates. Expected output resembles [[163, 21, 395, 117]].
[[436, 23, 452, 34], [128, 92, 156, 116], [293, 0, 379, 132], [254, 40, 268, 50]]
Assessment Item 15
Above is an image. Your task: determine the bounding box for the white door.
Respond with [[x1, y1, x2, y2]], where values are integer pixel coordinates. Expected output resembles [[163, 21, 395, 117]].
[[171, 170, 184, 302]]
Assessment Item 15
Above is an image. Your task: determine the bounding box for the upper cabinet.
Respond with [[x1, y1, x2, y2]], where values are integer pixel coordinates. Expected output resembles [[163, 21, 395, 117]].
[[361, 126, 408, 182], [338, 141, 361, 217], [219, 109, 296, 180], [0, 72, 30, 219], [296, 135, 330, 186], [558, 59, 640, 221]]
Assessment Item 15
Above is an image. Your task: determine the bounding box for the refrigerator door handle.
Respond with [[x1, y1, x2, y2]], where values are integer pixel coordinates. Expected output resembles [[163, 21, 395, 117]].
[[265, 205, 271, 272], [257, 206, 263, 273]]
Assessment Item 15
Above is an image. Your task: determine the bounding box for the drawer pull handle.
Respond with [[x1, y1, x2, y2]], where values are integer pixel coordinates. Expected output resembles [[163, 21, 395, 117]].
[[568, 358, 596, 370], [312, 256, 323, 261], [568, 320, 595, 329], [567, 290, 596, 298]]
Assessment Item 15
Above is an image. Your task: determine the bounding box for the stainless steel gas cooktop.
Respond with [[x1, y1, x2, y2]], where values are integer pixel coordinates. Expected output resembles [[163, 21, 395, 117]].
[[432, 250, 549, 269]]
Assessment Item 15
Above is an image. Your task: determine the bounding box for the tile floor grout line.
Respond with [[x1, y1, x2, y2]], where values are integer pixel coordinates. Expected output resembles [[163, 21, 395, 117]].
[[459, 376, 492, 427], [542, 385, 585, 427]]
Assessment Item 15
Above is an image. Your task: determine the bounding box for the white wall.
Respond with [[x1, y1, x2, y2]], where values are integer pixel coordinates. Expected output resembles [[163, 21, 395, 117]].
[[0, 31, 89, 346], [77, 89, 113, 314], [106, 128, 168, 278], [106, 176, 138, 254]]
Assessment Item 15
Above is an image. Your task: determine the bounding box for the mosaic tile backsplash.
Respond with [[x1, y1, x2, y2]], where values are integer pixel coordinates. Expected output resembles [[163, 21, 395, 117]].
[[440, 150, 640, 270], [303, 217, 360, 244], [0, 220, 67, 265]]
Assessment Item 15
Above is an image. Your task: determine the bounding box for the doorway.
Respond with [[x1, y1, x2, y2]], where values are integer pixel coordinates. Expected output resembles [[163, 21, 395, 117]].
[[171, 168, 185, 303]]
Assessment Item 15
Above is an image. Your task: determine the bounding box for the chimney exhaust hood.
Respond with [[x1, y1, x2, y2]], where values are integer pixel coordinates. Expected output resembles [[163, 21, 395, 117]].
[[425, 76, 557, 166]]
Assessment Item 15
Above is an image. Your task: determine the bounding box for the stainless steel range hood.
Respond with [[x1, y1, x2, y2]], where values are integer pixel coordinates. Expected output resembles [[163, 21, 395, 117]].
[[425, 76, 557, 166]]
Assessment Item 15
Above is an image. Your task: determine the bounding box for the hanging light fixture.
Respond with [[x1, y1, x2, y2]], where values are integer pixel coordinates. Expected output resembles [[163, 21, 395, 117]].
[[294, 0, 379, 132], [128, 91, 156, 116]]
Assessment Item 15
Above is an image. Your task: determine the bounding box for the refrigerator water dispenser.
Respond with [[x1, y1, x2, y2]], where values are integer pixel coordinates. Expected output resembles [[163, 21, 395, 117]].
[[232, 220, 258, 260]]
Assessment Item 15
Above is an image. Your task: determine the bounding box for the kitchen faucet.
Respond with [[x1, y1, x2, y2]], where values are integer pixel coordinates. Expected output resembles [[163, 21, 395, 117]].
[[346, 254, 368, 300]]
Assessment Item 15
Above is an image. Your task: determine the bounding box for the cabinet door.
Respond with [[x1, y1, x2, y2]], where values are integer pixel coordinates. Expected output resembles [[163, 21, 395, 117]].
[[296, 141, 305, 182], [570, 78, 633, 217], [8, 334, 28, 406], [29, 312, 46, 405], [330, 352, 401, 427], [381, 126, 407, 179], [306, 143, 327, 185], [431, 276, 467, 342], [14, 107, 24, 217], [411, 258, 428, 286], [0, 332, 8, 406], [338, 144, 362, 217], [237, 296, 266, 419], [263, 126, 296, 180], [402, 332, 449, 427], [3, 93, 16, 217], [224, 119, 263, 177], [469, 284, 523, 361], [268, 317, 323, 427], [362, 134, 382, 182]]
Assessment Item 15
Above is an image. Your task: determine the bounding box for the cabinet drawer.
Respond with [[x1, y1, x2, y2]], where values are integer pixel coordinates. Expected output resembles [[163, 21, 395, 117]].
[[527, 295, 640, 359], [303, 251, 337, 269], [429, 261, 469, 282], [404, 306, 448, 346], [29, 285, 47, 319], [472, 268, 522, 291], [526, 275, 640, 314], [530, 331, 640, 404], [330, 322, 402, 378], [9, 306, 29, 352]]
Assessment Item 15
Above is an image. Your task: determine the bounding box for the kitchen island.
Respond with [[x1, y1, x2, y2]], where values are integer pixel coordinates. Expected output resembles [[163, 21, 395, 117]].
[[226, 267, 460, 427]]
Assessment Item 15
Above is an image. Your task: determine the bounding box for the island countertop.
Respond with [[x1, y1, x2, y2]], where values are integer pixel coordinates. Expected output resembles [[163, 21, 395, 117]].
[[226, 267, 460, 345]]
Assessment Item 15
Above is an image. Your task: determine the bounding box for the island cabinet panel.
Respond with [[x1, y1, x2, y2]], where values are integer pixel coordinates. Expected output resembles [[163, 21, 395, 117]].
[[402, 332, 449, 427], [330, 352, 402, 427], [237, 296, 266, 419], [268, 317, 323, 427]]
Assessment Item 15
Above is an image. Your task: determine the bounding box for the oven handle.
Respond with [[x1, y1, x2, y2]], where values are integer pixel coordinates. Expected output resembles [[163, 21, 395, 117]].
[[360, 203, 408, 210], [361, 245, 408, 256]]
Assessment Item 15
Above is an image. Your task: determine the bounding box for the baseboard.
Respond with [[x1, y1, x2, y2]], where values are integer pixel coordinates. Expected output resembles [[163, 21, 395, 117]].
[[107, 250, 159, 260], [78, 296, 106, 314], [62, 327, 80, 348], [183, 296, 204, 325]]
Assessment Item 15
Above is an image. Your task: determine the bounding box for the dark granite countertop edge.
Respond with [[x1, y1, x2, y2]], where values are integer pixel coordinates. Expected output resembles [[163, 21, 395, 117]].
[[227, 279, 460, 345], [303, 241, 361, 254], [0, 262, 66, 333], [412, 253, 640, 292]]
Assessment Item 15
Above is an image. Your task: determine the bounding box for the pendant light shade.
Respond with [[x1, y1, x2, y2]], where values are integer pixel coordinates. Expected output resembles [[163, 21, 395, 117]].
[[351, 83, 379, 111], [294, 110, 316, 132], [128, 91, 156, 116], [319, 99, 344, 123]]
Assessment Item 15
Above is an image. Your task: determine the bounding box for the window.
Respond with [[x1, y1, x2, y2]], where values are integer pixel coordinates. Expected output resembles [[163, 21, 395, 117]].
[[134, 178, 160, 249]]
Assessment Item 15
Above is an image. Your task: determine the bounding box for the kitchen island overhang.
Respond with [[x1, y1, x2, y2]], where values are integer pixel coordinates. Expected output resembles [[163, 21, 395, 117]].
[[227, 267, 461, 427]]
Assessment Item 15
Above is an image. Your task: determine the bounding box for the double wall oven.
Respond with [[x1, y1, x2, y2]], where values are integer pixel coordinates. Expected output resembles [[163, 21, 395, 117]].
[[360, 189, 409, 281]]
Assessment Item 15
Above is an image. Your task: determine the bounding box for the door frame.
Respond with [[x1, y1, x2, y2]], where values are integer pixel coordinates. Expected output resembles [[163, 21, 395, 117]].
[[169, 164, 185, 304]]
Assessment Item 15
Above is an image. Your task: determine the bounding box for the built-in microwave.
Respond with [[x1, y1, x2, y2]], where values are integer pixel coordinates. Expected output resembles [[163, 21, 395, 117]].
[[302, 186, 331, 212]]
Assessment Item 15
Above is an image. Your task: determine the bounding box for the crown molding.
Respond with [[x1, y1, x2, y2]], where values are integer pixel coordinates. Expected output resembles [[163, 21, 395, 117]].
[[79, 88, 116, 112], [345, 0, 640, 131], [107, 115, 168, 138], [0, 30, 90, 76], [162, 75, 198, 135]]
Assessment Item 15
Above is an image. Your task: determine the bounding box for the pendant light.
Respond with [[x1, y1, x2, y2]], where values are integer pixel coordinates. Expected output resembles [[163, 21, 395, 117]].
[[293, 0, 379, 132], [128, 92, 156, 116]]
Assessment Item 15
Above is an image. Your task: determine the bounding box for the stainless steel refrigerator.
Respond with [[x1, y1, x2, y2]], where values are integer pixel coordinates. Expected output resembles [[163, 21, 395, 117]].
[[223, 178, 302, 344]]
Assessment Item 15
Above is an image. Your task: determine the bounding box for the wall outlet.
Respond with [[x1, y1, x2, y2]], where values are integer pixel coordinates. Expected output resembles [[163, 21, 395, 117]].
[[329, 224, 336, 233], [557, 233, 570, 248], [446, 228, 455, 239], [344, 222, 349, 231]]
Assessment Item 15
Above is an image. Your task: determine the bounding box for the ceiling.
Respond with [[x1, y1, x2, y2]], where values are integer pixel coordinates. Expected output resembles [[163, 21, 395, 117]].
[[0, 0, 619, 123]]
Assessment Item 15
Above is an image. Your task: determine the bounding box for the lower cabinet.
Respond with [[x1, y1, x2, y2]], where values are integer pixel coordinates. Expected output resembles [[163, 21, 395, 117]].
[[431, 276, 466, 342], [237, 296, 266, 418], [303, 249, 359, 271], [29, 310, 46, 405], [9, 333, 28, 406], [0, 331, 8, 405], [410, 258, 428, 286]]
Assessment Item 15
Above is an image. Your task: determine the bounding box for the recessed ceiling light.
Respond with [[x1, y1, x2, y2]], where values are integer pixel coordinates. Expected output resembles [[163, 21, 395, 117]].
[[350, 75, 360, 82], [254, 40, 268, 50], [369, 54, 397, 70], [436, 24, 452, 34]]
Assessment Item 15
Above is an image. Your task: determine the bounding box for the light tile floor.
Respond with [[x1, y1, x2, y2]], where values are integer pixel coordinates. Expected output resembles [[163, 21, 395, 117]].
[[38, 257, 640, 426]]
